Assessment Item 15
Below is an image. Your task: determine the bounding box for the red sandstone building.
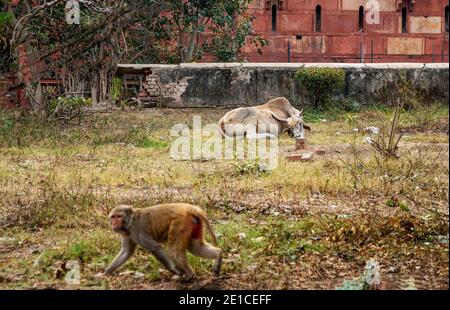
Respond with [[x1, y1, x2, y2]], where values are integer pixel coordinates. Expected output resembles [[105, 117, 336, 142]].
[[241, 0, 449, 62]]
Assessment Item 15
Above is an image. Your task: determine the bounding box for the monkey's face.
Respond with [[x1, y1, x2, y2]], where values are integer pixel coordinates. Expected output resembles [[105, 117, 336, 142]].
[[108, 206, 133, 233], [110, 212, 125, 232]]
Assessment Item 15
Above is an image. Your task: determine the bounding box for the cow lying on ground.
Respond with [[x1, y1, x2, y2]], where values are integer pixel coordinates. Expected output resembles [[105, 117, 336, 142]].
[[218, 97, 311, 139]]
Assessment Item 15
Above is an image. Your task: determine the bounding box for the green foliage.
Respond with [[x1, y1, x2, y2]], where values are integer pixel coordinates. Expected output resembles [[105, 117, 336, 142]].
[[66, 240, 98, 263], [137, 137, 169, 149], [0, 113, 14, 136], [386, 197, 410, 212], [47, 96, 92, 122], [294, 67, 346, 110], [338, 98, 361, 112], [0, 12, 14, 31], [0, 9, 13, 73], [138, 0, 265, 63], [110, 77, 123, 102], [231, 158, 265, 176], [344, 114, 360, 129], [206, 0, 268, 62]]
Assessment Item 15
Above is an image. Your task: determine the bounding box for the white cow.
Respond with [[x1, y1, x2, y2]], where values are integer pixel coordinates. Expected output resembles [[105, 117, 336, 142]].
[[218, 97, 311, 139]]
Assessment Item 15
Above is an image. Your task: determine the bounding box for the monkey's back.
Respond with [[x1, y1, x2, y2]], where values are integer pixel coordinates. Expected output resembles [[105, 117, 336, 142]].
[[134, 203, 204, 242]]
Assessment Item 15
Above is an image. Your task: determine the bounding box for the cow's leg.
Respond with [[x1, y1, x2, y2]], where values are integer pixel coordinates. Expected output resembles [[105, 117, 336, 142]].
[[247, 132, 276, 139], [245, 124, 264, 139]]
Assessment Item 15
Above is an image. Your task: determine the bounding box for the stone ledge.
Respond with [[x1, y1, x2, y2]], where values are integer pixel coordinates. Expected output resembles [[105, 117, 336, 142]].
[[118, 62, 449, 74]]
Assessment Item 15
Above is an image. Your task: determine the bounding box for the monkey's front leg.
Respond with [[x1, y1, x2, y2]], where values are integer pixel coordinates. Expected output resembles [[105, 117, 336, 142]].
[[138, 234, 181, 275], [105, 237, 136, 275]]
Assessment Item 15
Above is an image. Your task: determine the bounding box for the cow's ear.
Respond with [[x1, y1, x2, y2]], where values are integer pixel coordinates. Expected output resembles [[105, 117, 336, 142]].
[[304, 124, 311, 131]]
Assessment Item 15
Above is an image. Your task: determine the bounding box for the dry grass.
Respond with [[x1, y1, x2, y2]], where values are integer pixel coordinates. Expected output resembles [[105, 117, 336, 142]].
[[0, 105, 448, 290]]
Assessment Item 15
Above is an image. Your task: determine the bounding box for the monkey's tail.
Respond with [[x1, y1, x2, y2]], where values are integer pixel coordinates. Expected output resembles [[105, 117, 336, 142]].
[[191, 206, 219, 246]]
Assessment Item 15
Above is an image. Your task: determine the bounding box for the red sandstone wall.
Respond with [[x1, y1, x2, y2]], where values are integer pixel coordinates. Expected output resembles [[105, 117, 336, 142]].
[[0, 72, 29, 109], [0, 46, 32, 109], [240, 0, 449, 63]]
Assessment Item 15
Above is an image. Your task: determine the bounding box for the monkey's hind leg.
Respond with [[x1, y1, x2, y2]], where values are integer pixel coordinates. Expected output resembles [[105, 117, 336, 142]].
[[167, 222, 195, 281], [189, 239, 223, 276]]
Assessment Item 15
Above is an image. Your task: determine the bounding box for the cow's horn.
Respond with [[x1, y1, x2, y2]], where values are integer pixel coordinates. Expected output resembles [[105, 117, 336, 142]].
[[299, 108, 304, 115], [271, 112, 288, 123]]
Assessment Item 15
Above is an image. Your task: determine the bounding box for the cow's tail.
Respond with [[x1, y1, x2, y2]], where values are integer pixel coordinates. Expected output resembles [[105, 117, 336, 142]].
[[190, 205, 219, 246], [218, 117, 229, 139]]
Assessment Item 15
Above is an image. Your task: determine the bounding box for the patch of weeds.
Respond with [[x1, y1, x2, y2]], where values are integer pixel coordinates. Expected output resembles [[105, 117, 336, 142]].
[[379, 69, 424, 109], [0, 175, 110, 230], [324, 212, 448, 245], [33, 248, 63, 272], [337, 98, 361, 112], [231, 158, 267, 176], [342, 139, 447, 217], [137, 137, 169, 149], [346, 100, 403, 159], [302, 109, 328, 123], [47, 96, 91, 123], [0, 110, 59, 147], [298, 240, 327, 254], [66, 240, 99, 263], [257, 219, 327, 260], [302, 108, 342, 123], [401, 102, 448, 133]]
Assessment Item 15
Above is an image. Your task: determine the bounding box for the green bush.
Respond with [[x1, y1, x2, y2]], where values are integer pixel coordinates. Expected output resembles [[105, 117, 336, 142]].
[[48, 96, 92, 122], [294, 67, 346, 110], [110, 77, 123, 103], [338, 97, 361, 112]]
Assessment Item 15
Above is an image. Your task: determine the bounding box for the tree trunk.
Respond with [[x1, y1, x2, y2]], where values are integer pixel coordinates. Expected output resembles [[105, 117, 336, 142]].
[[184, 33, 197, 62], [184, 22, 198, 63], [91, 76, 98, 107]]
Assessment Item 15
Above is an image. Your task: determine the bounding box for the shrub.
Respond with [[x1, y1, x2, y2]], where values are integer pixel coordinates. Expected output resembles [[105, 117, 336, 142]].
[[110, 77, 123, 103], [338, 98, 361, 112], [231, 158, 265, 176], [294, 67, 346, 110], [380, 69, 424, 109], [47, 96, 92, 122]]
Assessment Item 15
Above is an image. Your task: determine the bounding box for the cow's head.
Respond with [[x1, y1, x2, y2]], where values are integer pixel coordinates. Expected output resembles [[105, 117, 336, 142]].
[[272, 110, 311, 139]]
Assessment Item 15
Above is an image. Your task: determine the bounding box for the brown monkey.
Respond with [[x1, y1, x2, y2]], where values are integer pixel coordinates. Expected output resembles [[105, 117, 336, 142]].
[[105, 203, 222, 281]]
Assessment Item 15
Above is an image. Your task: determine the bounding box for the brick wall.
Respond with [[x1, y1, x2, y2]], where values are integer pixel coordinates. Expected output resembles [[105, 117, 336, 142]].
[[0, 45, 40, 109], [0, 72, 29, 109], [139, 70, 190, 106]]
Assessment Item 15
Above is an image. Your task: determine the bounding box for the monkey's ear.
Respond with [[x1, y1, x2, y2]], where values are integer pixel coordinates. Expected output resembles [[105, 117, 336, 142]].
[[121, 205, 134, 215], [126, 207, 133, 216]]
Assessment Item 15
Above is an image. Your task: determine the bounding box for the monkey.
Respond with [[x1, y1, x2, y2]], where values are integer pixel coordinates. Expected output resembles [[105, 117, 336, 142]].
[[105, 203, 223, 281]]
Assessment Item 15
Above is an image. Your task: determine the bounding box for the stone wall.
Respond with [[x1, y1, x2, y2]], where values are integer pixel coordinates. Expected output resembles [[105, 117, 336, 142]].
[[117, 63, 449, 108]]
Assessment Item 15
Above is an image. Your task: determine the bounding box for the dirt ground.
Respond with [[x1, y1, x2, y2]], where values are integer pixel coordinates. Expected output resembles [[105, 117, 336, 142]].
[[0, 106, 448, 290]]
